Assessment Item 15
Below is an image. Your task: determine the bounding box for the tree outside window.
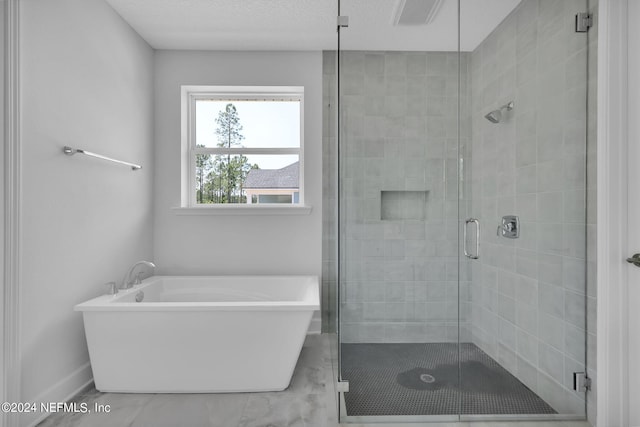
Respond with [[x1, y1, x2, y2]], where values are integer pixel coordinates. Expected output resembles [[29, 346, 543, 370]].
[[195, 103, 256, 204]]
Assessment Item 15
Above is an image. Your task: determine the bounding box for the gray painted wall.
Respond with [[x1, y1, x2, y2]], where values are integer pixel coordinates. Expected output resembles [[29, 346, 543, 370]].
[[152, 51, 323, 326], [20, 0, 154, 422]]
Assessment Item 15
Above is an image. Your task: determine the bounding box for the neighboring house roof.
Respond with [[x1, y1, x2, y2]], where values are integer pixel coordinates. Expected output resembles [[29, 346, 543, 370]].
[[244, 162, 299, 189]]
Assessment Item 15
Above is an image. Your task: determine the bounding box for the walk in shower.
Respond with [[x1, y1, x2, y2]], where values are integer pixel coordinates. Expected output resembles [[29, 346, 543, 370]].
[[326, 0, 595, 422]]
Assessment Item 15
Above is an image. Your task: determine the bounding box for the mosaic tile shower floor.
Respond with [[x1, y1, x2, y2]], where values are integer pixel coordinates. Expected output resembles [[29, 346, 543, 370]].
[[341, 342, 556, 416]]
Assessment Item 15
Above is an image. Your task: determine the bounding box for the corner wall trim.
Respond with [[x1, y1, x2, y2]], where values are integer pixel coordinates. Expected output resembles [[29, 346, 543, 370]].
[[4, 1, 21, 426], [597, 0, 629, 426], [308, 314, 321, 335]]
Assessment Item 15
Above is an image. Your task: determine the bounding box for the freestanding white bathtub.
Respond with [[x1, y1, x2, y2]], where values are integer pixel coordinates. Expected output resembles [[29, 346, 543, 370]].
[[74, 275, 319, 393]]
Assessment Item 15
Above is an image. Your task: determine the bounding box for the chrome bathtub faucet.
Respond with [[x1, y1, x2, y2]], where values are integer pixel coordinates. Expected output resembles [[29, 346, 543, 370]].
[[121, 260, 156, 289], [104, 282, 118, 295]]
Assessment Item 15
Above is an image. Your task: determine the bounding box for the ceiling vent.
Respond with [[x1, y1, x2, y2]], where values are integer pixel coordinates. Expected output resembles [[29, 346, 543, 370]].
[[392, 0, 444, 26]]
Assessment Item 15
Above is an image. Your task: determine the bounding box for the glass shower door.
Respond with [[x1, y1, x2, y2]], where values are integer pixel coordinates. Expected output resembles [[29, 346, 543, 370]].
[[460, 0, 591, 419], [334, 0, 592, 422], [336, 0, 462, 421]]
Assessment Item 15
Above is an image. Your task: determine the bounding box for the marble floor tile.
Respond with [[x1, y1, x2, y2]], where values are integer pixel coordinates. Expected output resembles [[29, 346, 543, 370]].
[[37, 392, 154, 427], [36, 334, 591, 427], [131, 394, 217, 427], [203, 394, 250, 427], [237, 392, 308, 427], [37, 335, 335, 427]]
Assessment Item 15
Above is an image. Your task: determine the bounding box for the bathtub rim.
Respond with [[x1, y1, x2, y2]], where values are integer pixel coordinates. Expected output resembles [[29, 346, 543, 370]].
[[74, 275, 320, 312]]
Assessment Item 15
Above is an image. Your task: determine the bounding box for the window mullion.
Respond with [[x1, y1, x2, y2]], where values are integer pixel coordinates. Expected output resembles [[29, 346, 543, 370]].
[[192, 147, 300, 156]]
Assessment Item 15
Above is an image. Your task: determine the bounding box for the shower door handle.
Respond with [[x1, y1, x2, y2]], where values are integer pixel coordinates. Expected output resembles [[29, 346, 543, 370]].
[[464, 218, 479, 259]]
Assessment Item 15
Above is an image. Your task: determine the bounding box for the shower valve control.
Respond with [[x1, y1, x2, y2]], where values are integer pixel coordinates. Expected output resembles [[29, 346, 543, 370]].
[[497, 215, 519, 239]]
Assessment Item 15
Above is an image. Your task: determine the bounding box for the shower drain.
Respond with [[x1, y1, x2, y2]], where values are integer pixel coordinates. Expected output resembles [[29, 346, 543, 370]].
[[419, 373, 435, 383], [396, 368, 441, 391]]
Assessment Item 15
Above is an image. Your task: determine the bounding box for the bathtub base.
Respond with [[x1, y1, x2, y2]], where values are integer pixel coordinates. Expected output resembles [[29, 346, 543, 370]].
[[76, 276, 319, 393], [85, 310, 312, 393]]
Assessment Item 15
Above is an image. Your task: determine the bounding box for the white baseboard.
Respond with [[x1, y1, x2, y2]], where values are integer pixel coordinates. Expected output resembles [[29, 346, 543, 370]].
[[25, 362, 93, 427]]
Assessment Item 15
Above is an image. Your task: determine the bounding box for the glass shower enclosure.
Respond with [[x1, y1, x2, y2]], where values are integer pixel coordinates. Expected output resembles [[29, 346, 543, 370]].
[[332, 0, 592, 422]]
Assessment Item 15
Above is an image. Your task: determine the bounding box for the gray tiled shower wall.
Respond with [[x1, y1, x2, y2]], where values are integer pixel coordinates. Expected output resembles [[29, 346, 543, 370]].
[[323, 50, 472, 343], [467, 0, 594, 416], [322, 52, 338, 334], [321, 0, 596, 419]]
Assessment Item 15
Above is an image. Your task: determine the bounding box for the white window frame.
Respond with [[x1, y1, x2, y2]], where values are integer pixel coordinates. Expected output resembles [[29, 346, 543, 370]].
[[178, 85, 310, 215]]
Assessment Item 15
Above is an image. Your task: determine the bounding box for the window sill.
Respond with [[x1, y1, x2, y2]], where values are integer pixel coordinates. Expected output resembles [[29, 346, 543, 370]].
[[171, 205, 313, 216]]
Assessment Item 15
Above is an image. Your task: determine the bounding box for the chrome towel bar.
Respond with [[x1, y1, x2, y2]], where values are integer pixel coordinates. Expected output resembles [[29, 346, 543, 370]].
[[63, 146, 142, 171]]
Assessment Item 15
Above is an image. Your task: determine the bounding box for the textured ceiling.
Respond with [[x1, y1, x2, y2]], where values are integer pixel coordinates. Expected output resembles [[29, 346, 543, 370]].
[[104, 0, 522, 52]]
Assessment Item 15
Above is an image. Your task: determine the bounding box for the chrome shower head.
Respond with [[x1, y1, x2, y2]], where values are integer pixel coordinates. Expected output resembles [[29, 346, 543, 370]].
[[484, 110, 501, 123], [484, 101, 514, 124]]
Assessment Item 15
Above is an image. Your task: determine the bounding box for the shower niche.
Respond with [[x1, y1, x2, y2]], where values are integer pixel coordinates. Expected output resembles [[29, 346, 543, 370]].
[[380, 191, 429, 221], [333, 0, 592, 423]]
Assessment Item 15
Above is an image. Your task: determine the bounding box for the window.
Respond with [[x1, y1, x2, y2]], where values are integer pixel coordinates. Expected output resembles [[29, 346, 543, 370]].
[[181, 86, 304, 208]]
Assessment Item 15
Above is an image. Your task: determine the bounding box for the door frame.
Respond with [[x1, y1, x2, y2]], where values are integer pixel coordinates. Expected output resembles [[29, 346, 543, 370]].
[[597, 0, 633, 426], [3, 1, 21, 426]]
